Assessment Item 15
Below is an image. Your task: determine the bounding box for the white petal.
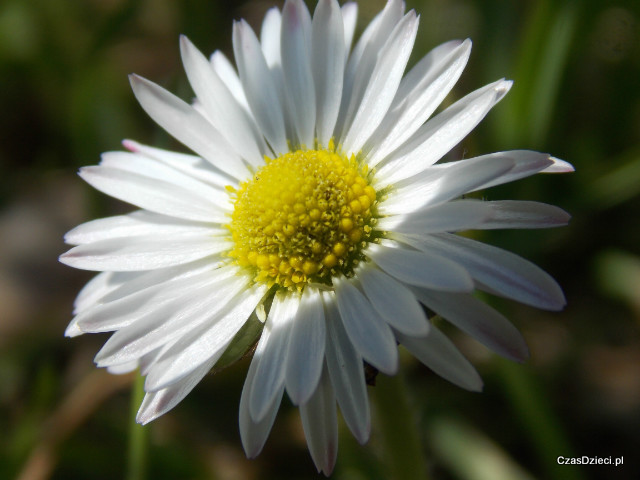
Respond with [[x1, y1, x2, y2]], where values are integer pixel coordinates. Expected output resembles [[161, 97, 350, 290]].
[[210, 50, 250, 111], [375, 79, 513, 187], [60, 234, 230, 272], [413, 289, 529, 362], [240, 339, 284, 458], [357, 265, 429, 336], [71, 271, 136, 315], [464, 150, 555, 191], [542, 156, 575, 173], [233, 20, 288, 154], [366, 242, 474, 292], [342, 11, 418, 154], [377, 199, 492, 233], [404, 233, 567, 310], [396, 326, 483, 391], [285, 287, 326, 405], [312, 0, 345, 147], [334, 277, 398, 375], [180, 35, 267, 166], [136, 358, 215, 424], [477, 201, 571, 229], [64, 210, 221, 246], [322, 291, 370, 444], [129, 74, 250, 180], [250, 292, 298, 421], [281, 0, 315, 148], [122, 139, 235, 189], [378, 156, 515, 216], [144, 285, 267, 391], [260, 7, 282, 67], [78, 166, 229, 223], [300, 368, 338, 475], [341, 3, 358, 55], [366, 39, 472, 166]]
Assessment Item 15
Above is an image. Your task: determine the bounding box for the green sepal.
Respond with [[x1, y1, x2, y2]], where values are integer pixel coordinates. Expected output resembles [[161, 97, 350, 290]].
[[212, 311, 264, 374]]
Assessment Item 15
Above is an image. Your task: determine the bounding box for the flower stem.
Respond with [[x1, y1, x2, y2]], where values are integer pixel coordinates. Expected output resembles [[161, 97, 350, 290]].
[[372, 372, 430, 480], [126, 374, 148, 480]]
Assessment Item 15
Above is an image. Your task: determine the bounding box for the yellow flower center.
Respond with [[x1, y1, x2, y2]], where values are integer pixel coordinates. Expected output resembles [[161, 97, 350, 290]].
[[226, 144, 377, 290]]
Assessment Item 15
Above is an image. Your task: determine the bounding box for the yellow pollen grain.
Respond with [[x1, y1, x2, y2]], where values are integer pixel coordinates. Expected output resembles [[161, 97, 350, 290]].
[[226, 146, 377, 290]]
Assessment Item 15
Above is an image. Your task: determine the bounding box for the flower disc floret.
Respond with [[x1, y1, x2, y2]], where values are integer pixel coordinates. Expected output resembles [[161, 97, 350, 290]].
[[227, 146, 377, 290]]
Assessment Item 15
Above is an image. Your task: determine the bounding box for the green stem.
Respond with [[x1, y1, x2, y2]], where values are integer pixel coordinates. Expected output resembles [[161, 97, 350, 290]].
[[126, 374, 148, 480], [371, 373, 429, 480]]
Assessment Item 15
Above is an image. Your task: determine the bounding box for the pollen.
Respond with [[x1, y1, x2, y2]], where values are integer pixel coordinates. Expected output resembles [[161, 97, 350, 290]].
[[226, 145, 377, 290]]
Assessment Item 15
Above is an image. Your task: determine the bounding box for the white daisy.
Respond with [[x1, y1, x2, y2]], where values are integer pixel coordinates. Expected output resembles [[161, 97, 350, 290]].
[[60, 0, 573, 474]]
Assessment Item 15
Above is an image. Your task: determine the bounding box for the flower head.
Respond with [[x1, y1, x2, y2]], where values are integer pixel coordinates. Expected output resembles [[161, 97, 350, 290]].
[[60, 0, 573, 474]]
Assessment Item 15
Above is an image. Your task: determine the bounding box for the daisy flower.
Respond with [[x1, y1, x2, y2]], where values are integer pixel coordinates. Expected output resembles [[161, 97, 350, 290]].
[[60, 0, 573, 474]]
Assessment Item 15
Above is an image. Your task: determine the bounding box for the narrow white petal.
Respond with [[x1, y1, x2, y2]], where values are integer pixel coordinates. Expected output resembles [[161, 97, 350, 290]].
[[78, 166, 229, 223], [477, 201, 571, 229], [375, 79, 513, 187], [136, 358, 215, 424], [281, 0, 315, 147], [64, 210, 221, 246], [180, 36, 267, 166], [413, 289, 529, 362], [404, 233, 567, 310], [366, 39, 472, 166], [144, 285, 267, 391], [107, 360, 138, 375], [542, 156, 575, 173], [334, 277, 398, 375], [367, 242, 474, 292], [285, 287, 326, 405], [357, 265, 429, 336], [71, 271, 135, 315], [129, 74, 250, 180], [312, 0, 345, 147], [465, 150, 555, 191], [342, 11, 418, 154], [396, 326, 483, 391], [378, 156, 514, 216], [341, 3, 358, 55], [250, 292, 299, 421], [323, 291, 370, 444], [300, 368, 338, 475], [210, 50, 250, 111], [260, 7, 282, 67], [60, 234, 230, 272], [233, 20, 288, 154], [377, 199, 492, 233], [240, 340, 284, 458]]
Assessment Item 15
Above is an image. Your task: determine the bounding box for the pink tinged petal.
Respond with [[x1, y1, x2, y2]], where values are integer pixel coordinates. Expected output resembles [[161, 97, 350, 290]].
[[357, 265, 429, 336], [129, 74, 250, 181], [377, 199, 492, 233], [342, 11, 419, 154], [300, 368, 338, 475], [405, 233, 567, 311], [333, 277, 398, 375], [59, 234, 231, 272], [180, 36, 267, 167], [249, 292, 299, 421], [285, 287, 326, 405], [366, 243, 474, 292], [77, 166, 229, 223], [478, 201, 571, 229], [378, 156, 515, 216], [240, 339, 284, 458], [413, 289, 529, 362], [122, 139, 234, 189], [341, 3, 358, 55], [323, 291, 370, 444], [281, 0, 316, 148], [64, 211, 222, 246], [136, 358, 215, 424], [395, 326, 483, 391], [260, 7, 282, 67], [375, 79, 513, 188], [143, 284, 267, 392], [312, 0, 345, 147], [210, 50, 250, 111], [366, 39, 472, 167], [233, 20, 288, 155]]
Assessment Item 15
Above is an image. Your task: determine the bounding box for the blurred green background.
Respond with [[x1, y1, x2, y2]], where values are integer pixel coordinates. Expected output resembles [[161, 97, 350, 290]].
[[1, 0, 639, 479]]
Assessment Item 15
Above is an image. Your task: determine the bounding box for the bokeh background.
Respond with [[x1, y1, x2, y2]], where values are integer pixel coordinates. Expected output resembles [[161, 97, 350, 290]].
[[1, 0, 639, 479]]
